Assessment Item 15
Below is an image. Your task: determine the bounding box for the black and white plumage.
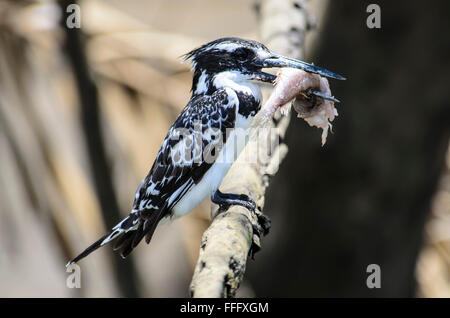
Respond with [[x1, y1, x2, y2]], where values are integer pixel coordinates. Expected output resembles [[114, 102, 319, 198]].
[[67, 37, 344, 265]]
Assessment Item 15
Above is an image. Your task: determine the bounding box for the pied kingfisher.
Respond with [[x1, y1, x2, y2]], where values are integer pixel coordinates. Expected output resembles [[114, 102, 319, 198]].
[[67, 37, 344, 265]]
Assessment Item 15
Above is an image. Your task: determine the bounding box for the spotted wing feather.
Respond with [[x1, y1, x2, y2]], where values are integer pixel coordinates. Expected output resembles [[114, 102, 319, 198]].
[[67, 89, 237, 264]]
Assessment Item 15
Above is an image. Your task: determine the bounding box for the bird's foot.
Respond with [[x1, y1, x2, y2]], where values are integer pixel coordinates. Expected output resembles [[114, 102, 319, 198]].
[[212, 190, 256, 214], [211, 189, 271, 259], [211, 189, 271, 235]]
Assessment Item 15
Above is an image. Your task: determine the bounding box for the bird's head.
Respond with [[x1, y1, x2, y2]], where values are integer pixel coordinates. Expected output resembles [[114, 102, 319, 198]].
[[183, 37, 345, 95]]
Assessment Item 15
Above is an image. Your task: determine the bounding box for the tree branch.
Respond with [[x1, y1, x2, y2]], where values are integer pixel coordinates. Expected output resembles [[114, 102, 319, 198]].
[[189, 0, 315, 298]]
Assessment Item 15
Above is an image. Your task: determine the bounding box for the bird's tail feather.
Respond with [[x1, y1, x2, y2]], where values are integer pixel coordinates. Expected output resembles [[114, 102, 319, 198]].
[[66, 213, 141, 266], [112, 210, 163, 258], [66, 232, 111, 266], [66, 209, 167, 266]]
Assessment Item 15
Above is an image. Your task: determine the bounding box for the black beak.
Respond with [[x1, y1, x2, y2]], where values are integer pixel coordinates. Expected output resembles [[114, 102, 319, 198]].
[[249, 53, 345, 103], [261, 54, 346, 80]]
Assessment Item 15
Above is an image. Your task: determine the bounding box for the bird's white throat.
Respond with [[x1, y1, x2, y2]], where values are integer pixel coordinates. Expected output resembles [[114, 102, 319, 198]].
[[194, 70, 262, 102], [213, 71, 262, 102]]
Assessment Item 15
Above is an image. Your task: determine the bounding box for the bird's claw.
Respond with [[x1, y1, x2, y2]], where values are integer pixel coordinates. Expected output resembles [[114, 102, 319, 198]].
[[211, 190, 271, 255], [238, 194, 257, 213], [256, 212, 271, 236], [231, 194, 271, 236], [249, 210, 271, 259]]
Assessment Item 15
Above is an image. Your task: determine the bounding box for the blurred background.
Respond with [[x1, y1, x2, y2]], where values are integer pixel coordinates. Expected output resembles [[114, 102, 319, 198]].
[[0, 0, 449, 297]]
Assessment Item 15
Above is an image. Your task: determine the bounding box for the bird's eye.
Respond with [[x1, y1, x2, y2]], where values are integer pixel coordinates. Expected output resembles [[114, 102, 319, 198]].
[[234, 48, 250, 60]]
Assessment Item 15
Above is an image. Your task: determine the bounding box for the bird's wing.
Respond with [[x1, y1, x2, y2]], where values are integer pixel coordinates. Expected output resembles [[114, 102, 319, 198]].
[[67, 89, 239, 264], [111, 88, 237, 251], [133, 88, 237, 219]]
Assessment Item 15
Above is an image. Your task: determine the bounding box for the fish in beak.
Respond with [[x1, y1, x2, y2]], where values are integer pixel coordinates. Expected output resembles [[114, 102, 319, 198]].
[[251, 53, 345, 102]]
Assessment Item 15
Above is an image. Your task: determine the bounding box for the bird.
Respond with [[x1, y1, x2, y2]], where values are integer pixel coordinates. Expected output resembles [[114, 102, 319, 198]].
[[66, 37, 344, 266]]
